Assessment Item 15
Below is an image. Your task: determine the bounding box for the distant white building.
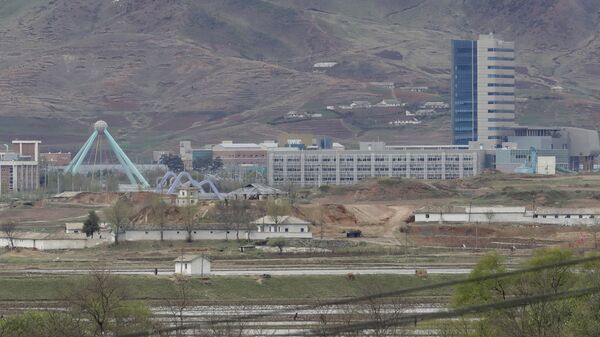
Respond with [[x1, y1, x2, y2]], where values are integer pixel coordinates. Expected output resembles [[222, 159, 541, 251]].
[[414, 206, 600, 226], [375, 99, 402, 107], [414, 109, 436, 116], [252, 216, 311, 234], [313, 62, 338, 68], [174, 254, 211, 276], [551, 86, 564, 93], [350, 101, 372, 109], [368, 82, 395, 89], [389, 118, 422, 126], [397, 86, 428, 92], [332, 142, 345, 150], [284, 111, 308, 119], [422, 102, 449, 109]]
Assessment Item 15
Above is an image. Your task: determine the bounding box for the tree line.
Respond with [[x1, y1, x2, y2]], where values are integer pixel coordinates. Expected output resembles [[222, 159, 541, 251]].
[[98, 195, 293, 244], [444, 248, 600, 337]]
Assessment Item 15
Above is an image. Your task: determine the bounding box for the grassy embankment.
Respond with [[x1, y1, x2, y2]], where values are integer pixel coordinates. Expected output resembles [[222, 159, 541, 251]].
[[0, 274, 459, 303]]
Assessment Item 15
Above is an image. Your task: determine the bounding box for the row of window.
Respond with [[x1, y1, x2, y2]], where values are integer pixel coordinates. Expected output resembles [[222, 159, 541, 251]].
[[533, 214, 594, 219], [487, 48, 514, 52], [488, 109, 514, 113], [488, 92, 515, 96], [488, 127, 515, 131], [488, 83, 514, 87], [488, 66, 515, 70], [487, 56, 514, 61], [488, 101, 515, 104], [488, 74, 514, 79]]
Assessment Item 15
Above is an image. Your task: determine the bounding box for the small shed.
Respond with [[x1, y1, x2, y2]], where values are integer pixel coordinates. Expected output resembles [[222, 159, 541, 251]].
[[174, 254, 211, 276], [65, 222, 84, 234]]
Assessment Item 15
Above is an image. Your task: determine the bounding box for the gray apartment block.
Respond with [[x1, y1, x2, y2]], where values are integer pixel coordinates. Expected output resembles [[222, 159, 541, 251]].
[[267, 149, 483, 187]]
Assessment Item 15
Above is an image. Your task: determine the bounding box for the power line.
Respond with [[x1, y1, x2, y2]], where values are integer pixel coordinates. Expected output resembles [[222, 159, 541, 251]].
[[314, 285, 600, 336], [118, 255, 600, 337]]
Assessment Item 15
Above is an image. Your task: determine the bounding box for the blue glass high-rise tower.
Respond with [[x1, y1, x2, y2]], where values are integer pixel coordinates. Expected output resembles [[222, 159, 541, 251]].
[[452, 34, 516, 146], [451, 40, 478, 145]]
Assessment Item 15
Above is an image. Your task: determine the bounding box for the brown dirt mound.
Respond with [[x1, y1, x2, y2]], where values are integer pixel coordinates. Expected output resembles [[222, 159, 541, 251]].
[[319, 178, 457, 202], [131, 201, 216, 227], [71, 191, 170, 205]]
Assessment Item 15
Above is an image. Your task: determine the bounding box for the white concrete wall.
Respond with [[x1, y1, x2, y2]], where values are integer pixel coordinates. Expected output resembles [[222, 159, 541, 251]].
[[416, 212, 599, 226], [257, 224, 310, 233], [0, 237, 110, 250], [125, 230, 312, 241], [247, 231, 312, 240]]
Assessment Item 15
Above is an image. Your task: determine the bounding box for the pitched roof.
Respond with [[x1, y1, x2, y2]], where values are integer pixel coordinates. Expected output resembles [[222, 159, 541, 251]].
[[173, 254, 209, 262], [535, 208, 600, 215], [228, 183, 286, 197], [65, 222, 84, 230], [251, 215, 311, 225], [415, 206, 527, 214]]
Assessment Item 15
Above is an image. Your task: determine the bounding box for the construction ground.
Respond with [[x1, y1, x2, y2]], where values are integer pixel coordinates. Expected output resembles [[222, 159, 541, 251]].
[[3, 172, 600, 336]]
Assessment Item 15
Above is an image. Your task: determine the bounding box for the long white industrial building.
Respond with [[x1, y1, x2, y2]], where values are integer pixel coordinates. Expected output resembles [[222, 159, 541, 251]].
[[267, 148, 483, 187]]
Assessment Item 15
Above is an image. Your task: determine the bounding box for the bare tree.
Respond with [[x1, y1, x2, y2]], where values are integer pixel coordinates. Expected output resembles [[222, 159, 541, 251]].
[[592, 214, 600, 249], [180, 204, 197, 242], [339, 286, 406, 337], [233, 200, 252, 241], [312, 302, 345, 337], [485, 210, 494, 225], [268, 237, 286, 254], [215, 200, 252, 241], [150, 196, 169, 241], [66, 268, 128, 336], [67, 267, 158, 336], [167, 275, 192, 337], [267, 199, 291, 228], [1, 221, 17, 250], [104, 198, 133, 245], [203, 305, 248, 337], [310, 208, 327, 241]]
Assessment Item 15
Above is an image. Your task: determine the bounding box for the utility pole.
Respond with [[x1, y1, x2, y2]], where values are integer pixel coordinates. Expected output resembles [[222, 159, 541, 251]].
[[475, 225, 478, 250], [404, 225, 409, 255]]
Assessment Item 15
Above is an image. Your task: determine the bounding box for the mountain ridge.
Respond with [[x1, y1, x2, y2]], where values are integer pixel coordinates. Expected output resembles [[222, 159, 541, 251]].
[[0, 0, 599, 153]]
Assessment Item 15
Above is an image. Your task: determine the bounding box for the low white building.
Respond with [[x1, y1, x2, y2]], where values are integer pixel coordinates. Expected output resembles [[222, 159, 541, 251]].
[[313, 62, 338, 68], [174, 254, 211, 276], [0, 231, 112, 250], [65, 222, 84, 234], [415, 206, 600, 226], [252, 215, 311, 234], [537, 156, 556, 175], [422, 102, 449, 109], [375, 99, 402, 107]]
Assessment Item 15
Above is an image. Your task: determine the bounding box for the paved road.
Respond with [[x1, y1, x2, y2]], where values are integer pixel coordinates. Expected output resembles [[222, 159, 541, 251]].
[[1, 266, 472, 276]]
